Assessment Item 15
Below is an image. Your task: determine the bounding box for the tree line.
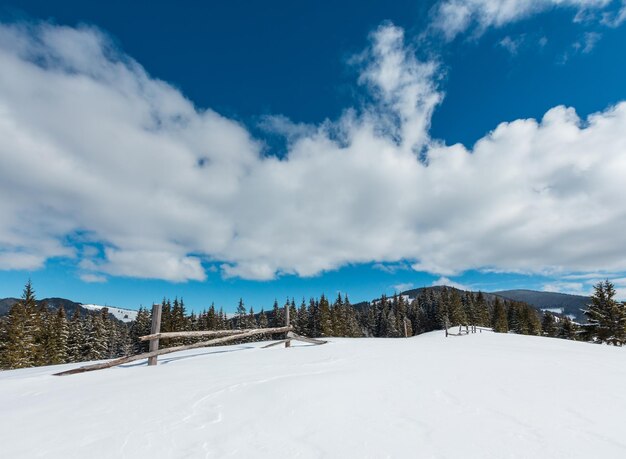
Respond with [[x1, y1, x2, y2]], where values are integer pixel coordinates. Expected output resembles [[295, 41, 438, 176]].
[[1, 280, 624, 370]]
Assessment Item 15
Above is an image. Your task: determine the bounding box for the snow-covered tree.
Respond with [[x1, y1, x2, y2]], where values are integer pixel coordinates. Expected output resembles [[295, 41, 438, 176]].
[[583, 281, 626, 346]]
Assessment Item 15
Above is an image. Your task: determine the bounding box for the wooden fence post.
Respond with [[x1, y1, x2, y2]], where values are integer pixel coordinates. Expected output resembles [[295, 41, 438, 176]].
[[148, 303, 162, 366], [285, 303, 291, 348]]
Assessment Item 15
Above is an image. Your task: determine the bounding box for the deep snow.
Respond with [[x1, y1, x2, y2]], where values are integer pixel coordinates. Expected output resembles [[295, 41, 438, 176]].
[[1, 331, 625, 458]]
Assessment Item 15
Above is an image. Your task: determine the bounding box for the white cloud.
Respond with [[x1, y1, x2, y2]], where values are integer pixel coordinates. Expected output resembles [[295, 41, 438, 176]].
[[79, 273, 107, 283], [432, 277, 470, 290], [601, 0, 626, 26], [2, 21, 626, 284], [499, 35, 524, 54], [429, 0, 614, 40], [542, 281, 587, 295], [545, 275, 626, 299], [373, 262, 412, 274], [392, 282, 415, 292], [0, 251, 46, 270], [581, 31, 602, 52]]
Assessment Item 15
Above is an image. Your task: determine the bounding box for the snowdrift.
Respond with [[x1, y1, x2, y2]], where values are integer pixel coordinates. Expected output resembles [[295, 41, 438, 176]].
[[1, 331, 625, 458]]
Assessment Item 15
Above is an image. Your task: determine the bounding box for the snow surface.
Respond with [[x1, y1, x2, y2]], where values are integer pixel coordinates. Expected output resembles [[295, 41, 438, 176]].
[[1, 332, 625, 458], [81, 304, 138, 323]]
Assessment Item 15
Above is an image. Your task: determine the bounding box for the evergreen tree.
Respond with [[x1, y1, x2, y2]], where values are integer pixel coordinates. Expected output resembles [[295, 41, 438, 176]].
[[559, 316, 579, 340], [236, 298, 247, 329], [3, 281, 38, 368], [49, 306, 69, 364], [67, 306, 86, 361], [258, 309, 269, 329], [475, 291, 491, 327], [541, 312, 558, 337], [206, 303, 218, 330], [319, 295, 333, 336], [583, 280, 626, 345], [247, 307, 257, 329], [85, 309, 108, 360], [448, 290, 467, 326], [130, 307, 151, 353], [492, 298, 508, 333], [296, 299, 309, 335]]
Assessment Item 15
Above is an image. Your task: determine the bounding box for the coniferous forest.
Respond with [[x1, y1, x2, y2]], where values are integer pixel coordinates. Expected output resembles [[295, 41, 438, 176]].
[[1, 280, 624, 370]]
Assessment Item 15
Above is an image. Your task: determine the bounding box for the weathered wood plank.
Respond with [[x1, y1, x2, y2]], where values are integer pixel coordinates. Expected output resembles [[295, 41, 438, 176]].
[[140, 329, 245, 342], [285, 303, 291, 348], [148, 303, 162, 366], [54, 326, 293, 376]]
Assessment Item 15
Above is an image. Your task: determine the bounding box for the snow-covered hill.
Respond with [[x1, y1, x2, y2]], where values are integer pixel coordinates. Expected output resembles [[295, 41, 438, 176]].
[[1, 332, 625, 458], [81, 303, 138, 323]]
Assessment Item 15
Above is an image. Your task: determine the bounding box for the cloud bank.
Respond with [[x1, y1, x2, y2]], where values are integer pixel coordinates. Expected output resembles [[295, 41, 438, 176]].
[[1, 20, 626, 282], [430, 0, 622, 40]]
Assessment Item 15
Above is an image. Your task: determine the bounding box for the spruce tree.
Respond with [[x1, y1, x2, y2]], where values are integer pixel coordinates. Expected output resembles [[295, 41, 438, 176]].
[[559, 316, 579, 340], [67, 306, 86, 362], [49, 306, 69, 364], [583, 281, 626, 346], [85, 310, 108, 360], [475, 292, 490, 327], [541, 312, 558, 337], [492, 298, 508, 333], [3, 281, 38, 368], [4, 300, 34, 368], [131, 307, 152, 353], [236, 298, 247, 329]]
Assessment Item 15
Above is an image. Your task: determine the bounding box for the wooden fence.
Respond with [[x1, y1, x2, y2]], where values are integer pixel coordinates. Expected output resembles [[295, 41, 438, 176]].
[[54, 303, 326, 376]]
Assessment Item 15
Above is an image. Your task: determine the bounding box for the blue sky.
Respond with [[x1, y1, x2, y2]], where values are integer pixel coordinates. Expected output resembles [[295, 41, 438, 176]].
[[1, 0, 626, 311]]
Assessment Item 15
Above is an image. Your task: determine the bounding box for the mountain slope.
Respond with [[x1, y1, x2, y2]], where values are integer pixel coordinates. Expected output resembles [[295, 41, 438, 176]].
[[1, 332, 624, 458], [494, 289, 590, 322], [0, 297, 137, 323]]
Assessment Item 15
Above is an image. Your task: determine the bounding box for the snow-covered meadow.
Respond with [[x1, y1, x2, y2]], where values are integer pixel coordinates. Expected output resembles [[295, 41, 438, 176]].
[[1, 331, 625, 458]]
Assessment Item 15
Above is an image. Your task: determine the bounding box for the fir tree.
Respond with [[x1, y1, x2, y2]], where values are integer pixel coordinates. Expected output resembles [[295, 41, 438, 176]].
[[85, 309, 108, 360], [583, 281, 626, 346], [67, 306, 86, 361], [49, 306, 69, 364], [492, 298, 508, 333], [559, 316, 579, 340], [236, 298, 247, 329], [475, 292, 491, 327], [258, 309, 269, 329], [3, 281, 38, 368], [541, 312, 558, 337]]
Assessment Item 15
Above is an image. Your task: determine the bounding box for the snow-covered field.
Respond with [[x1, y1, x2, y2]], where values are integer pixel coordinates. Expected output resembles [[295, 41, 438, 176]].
[[1, 332, 625, 458], [81, 303, 138, 322]]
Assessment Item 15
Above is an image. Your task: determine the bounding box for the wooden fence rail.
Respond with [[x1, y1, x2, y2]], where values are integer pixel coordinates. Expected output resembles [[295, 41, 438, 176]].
[[54, 302, 327, 377], [54, 326, 294, 376]]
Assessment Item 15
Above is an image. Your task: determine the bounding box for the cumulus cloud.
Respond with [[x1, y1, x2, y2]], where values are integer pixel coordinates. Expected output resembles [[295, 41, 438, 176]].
[[2, 21, 626, 283], [429, 0, 615, 40], [432, 277, 470, 290]]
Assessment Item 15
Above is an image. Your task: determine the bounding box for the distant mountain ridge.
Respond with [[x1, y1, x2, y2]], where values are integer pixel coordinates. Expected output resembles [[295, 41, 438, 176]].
[[0, 297, 137, 323], [493, 289, 590, 322]]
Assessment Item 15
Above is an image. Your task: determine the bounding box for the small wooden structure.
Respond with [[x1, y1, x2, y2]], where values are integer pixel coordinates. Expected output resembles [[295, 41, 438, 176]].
[[54, 303, 326, 376], [444, 317, 491, 337]]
